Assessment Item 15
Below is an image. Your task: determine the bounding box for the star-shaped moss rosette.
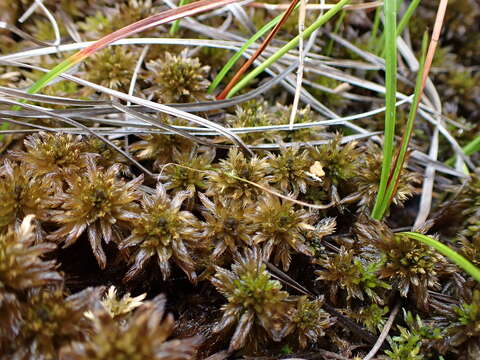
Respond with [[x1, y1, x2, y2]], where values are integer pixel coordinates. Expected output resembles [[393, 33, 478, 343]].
[[0, 216, 62, 346], [198, 192, 256, 260], [14, 286, 102, 359], [59, 294, 202, 360], [206, 148, 271, 207], [0, 160, 54, 237], [82, 46, 138, 96], [290, 295, 334, 349], [211, 248, 293, 352], [162, 147, 215, 195], [248, 195, 335, 271], [315, 247, 391, 305], [308, 134, 360, 189], [47, 158, 142, 269], [353, 141, 420, 212], [10, 132, 90, 187], [355, 217, 450, 309], [144, 49, 211, 103], [267, 145, 314, 197], [224, 99, 277, 145], [121, 184, 204, 283]]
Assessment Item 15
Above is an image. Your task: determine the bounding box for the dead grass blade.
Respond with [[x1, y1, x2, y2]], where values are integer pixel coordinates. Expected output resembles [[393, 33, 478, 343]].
[[362, 303, 400, 360]]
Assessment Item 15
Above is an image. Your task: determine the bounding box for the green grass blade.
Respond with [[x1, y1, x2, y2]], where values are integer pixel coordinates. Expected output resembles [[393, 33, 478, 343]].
[[170, 0, 190, 35], [368, 4, 383, 51], [225, 0, 350, 98], [377, 32, 428, 218], [325, 9, 346, 56], [401, 232, 480, 282], [371, 0, 398, 220], [446, 136, 480, 166], [208, 5, 300, 94], [7, 59, 75, 114], [396, 0, 421, 37]]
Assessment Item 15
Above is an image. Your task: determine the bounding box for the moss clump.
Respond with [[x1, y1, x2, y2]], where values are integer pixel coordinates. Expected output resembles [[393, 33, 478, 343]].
[[144, 50, 211, 103], [60, 294, 202, 360], [83, 46, 138, 96], [316, 247, 390, 305], [356, 218, 450, 309], [121, 184, 203, 282], [211, 248, 292, 352], [353, 141, 420, 212], [206, 148, 270, 206], [47, 159, 142, 268]]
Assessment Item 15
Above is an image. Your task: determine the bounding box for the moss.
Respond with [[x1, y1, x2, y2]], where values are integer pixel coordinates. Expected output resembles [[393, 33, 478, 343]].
[[356, 218, 450, 310], [144, 50, 211, 103], [15, 286, 102, 359], [0, 1, 479, 358], [315, 247, 390, 305], [248, 195, 329, 271], [206, 148, 270, 206], [211, 248, 293, 352], [0, 160, 54, 235], [46, 159, 142, 269], [385, 310, 443, 360], [353, 141, 420, 213], [120, 184, 203, 282], [60, 294, 201, 360], [308, 76, 344, 109], [445, 290, 480, 358], [83, 46, 138, 96]]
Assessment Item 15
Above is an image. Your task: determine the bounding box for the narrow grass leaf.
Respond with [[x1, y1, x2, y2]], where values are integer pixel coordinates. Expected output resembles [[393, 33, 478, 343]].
[[446, 136, 480, 166], [226, 0, 351, 98], [216, 0, 300, 99], [396, 0, 421, 37], [371, 0, 398, 220], [208, 13, 286, 93], [170, 0, 190, 35], [378, 32, 428, 218]]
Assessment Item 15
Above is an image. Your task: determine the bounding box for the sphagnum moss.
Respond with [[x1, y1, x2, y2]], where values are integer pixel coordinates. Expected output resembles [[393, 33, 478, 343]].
[[0, 216, 62, 348], [0, 1, 480, 358], [353, 141, 420, 212], [267, 145, 313, 197], [83, 46, 138, 96], [162, 147, 215, 195], [10, 132, 90, 186], [16, 286, 102, 359], [315, 247, 390, 305], [356, 217, 450, 309], [206, 148, 270, 207], [290, 295, 334, 349], [0, 160, 54, 237]]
